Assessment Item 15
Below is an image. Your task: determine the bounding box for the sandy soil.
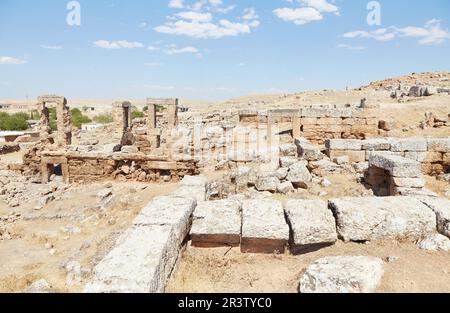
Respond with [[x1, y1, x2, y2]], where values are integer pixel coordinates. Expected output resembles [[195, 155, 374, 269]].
[[167, 241, 450, 293], [0, 181, 178, 292]]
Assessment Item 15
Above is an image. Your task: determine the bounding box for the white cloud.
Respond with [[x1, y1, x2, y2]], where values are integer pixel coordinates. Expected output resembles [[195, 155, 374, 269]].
[[164, 46, 200, 55], [0, 56, 27, 65], [169, 0, 184, 9], [274, 0, 339, 25], [273, 7, 322, 25], [155, 2, 259, 39], [343, 28, 396, 42], [41, 45, 63, 50], [337, 43, 367, 50], [300, 0, 339, 14], [343, 19, 450, 45], [93, 40, 144, 49], [147, 45, 159, 51], [176, 11, 213, 22]]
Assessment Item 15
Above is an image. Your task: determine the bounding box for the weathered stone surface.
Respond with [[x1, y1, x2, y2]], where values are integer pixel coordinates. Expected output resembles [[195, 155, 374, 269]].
[[277, 181, 294, 194], [84, 195, 196, 293], [329, 150, 366, 163], [295, 138, 324, 161], [84, 225, 179, 293], [241, 199, 289, 253], [279, 157, 299, 168], [369, 153, 421, 178], [275, 167, 288, 180], [427, 138, 450, 153], [299, 256, 384, 293], [390, 138, 427, 152], [329, 197, 436, 242], [285, 200, 337, 253], [255, 174, 280, 192], [172, 176, 207, 202], [418, 197, 450, 238], [417, 234, 450, 251], [190, 199, 241, 247], [287, 162, 312, 188], [392, 177, 425, 188], [280, 144, 297, 157], [361, 139, 391, 151], [326, 139, 362, 151]]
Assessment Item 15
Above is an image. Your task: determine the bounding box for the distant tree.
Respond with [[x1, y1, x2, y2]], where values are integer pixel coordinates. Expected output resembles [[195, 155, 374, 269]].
[[93, 113, 113, 124], [131, 111, 144, 120], [0, 112, 28, 131], [70, 108, 92, 128]]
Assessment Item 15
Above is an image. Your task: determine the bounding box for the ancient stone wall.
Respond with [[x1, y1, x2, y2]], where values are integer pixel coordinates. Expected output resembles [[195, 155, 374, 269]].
[[239, 106, 379, 145], [326, 138, 450, 175]]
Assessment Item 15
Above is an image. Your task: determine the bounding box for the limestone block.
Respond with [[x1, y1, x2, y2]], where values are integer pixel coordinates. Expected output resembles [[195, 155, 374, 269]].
[[285, 200, 337, 253], [417, 234, 450, 251], [190, 199, 241, 247], [361, 139, 391, 151], [369, 153, 421, 178], [287, 162, 312, 188], [255, 175, 280, 193], [325, 139, 362, 151], [418, 197, 450, 239], [391, 177, 425, 188], [299, 256, 384, 293], [329, 150, 365, 163], [390, 138, 427, 152], [241, 199, 289, 253], [277, 181, 294, 194], [329, 196, 436, 242]]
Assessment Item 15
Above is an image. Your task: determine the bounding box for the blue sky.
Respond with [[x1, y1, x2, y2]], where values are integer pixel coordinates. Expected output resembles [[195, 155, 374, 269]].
[[0, 0, 449, 101]]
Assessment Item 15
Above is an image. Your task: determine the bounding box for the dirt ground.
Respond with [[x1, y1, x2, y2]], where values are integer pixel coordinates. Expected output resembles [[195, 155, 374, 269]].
[[0, 181, 178, 292], [167, 241, 450, 293]]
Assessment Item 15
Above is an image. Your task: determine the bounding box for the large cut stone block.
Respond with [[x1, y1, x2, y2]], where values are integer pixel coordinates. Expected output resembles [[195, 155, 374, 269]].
[[84, 224, 179, 293], [285, 200, 337, 254], [299, 256, 384, 293], [369, 153, 421, 178], [329, 196, 436, 242], [84, 192, 197, 293], [325, 139, 362, 151], [241, 199, 289, 253], [418, 197, 450, 239], [190, 199, 242, 247], [390, 138, 427, 152]]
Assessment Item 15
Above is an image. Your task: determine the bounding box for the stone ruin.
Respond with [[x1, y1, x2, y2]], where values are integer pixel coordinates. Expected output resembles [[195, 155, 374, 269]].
[[19, 95, 199, 184]]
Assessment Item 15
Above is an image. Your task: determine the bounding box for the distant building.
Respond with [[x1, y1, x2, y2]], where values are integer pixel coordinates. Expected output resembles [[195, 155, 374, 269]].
[[0, 103, 11, 110]]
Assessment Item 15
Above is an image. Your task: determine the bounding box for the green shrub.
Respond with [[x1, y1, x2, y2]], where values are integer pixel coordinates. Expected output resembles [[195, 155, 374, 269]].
[[131, 111, 144, 120], [93, 113, 113, 124], [0, 112, 29, 131]]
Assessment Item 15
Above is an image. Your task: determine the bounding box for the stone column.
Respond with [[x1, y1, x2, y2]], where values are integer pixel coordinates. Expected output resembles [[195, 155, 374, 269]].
[[148, 103, 156, 130], [56, 97, 71, 147], [292, 117, 302, 139]]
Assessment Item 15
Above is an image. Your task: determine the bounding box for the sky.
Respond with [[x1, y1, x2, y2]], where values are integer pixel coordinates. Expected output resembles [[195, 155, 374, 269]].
[[0, 0, 449, 101]]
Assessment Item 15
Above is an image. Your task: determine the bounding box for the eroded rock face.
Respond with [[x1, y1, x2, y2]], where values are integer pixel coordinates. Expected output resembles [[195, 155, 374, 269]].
[[299, 256, 384, 293], [241, 199, 289, 254], [285, 200, 337, 253], [329, 197, 436, 242], [190, 199, 242, 247]]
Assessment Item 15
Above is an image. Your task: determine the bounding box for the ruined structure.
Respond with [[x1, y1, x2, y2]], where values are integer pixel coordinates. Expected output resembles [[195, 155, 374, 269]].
[[21, 95, 198, 184]]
